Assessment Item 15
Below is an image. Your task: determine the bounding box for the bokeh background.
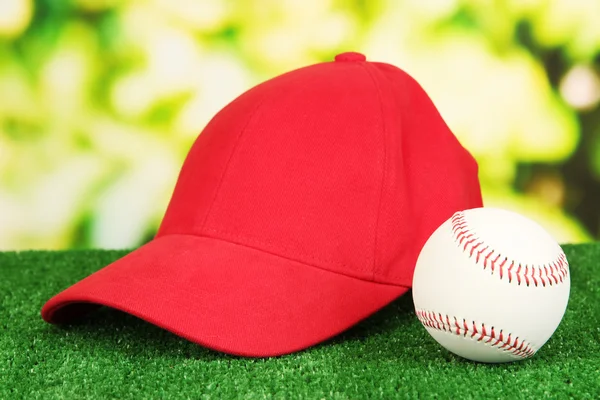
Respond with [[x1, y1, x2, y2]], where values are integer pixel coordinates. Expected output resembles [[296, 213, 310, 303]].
[[1, 0, 599, 251]]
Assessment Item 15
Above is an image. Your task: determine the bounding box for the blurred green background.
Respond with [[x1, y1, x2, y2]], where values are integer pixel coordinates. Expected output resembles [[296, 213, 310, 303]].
[[1, 0, 599, 251]]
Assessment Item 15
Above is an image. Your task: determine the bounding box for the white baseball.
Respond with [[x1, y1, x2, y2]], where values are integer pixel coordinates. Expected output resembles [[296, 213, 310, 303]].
[[412, 207, 570, 363]]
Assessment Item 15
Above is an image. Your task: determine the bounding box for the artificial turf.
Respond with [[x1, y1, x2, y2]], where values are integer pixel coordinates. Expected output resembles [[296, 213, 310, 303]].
[[1, 243, 599, 399]]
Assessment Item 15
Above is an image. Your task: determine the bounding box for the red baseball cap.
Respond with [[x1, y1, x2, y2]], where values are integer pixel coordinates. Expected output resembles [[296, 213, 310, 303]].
[[41, 52, 483, 357]]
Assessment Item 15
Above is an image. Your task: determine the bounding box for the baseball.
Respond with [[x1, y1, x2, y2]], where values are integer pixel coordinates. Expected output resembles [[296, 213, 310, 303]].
[[412, 207, 571, 363]]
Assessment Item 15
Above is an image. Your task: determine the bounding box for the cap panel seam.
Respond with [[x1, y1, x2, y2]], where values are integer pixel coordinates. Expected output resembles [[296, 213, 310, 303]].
[[360, 63, 388, 281], [197, 107, 263, 231], [198, 84, 285, 231], [199, 72, 311, 232], [197, 63, 390, 283], [202, 226, 371, 276], [175, 231, 407, 287]]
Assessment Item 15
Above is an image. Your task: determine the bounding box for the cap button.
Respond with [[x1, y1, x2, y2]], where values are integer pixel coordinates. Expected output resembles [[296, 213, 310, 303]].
[[334, 52, 367, 63]]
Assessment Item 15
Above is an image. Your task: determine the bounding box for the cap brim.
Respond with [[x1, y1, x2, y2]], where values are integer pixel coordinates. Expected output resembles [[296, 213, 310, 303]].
[[41, 234, 408, 357]]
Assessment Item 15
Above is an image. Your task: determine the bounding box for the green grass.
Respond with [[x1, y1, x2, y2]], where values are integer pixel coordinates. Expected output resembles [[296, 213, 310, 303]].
[[1, 244, 599, 399]]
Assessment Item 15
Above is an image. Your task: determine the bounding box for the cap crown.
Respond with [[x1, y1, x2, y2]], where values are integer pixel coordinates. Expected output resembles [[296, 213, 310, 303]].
[[157, 57, 482, 286]]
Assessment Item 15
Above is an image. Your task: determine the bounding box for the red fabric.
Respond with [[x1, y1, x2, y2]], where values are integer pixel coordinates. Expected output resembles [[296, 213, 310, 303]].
[[41, 52, 483, 356], [42, 235, 406, 357]]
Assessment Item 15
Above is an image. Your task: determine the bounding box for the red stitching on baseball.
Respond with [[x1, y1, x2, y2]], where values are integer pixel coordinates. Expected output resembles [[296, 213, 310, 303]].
[[470, 242, 482, 257], [483, 250, 494, 269], [475, 245, 488, 263], [415, 309, 536, 358], [452, 221, 468, 234], [450, 211, 569, 287]]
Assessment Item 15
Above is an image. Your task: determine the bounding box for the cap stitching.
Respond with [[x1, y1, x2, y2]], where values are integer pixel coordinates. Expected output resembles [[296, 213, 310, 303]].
[[360, 63, 388, 281], [198, 81, 292, 231], [199, 71, 315, 231], [202, 227, 377, 280], [197, 104, 266, 231], [196, 65, 400, 284]]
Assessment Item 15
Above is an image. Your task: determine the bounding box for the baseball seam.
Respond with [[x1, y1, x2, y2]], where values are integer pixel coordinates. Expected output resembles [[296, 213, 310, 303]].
[[450, 212, 569, 287], [415, 309, 536, 358]]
